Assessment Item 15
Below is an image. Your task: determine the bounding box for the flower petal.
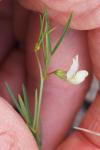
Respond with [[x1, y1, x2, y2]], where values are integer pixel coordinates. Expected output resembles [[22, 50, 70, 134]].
[[66, 55, 79, 79], [67, 70, 89, 84]]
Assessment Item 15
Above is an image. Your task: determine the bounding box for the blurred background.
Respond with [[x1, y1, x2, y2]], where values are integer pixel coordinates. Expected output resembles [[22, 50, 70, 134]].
[[73, 76, 99, 126]]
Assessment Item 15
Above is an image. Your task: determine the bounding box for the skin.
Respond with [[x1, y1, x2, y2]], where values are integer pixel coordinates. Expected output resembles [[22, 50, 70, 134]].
[[0, 97, 38, 150], [19, 0, 100, 30], [0, 0, 100, 149]]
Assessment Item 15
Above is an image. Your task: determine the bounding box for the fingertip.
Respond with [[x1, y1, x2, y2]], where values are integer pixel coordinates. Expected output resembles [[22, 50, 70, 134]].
[[79, 92, 100, 147], [88, 29, 100, 80], [56, 132, 97, 150], [0, 96, 38, 150]]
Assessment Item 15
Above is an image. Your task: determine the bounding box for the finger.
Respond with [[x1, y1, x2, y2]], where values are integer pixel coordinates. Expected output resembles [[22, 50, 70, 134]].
[[14, 1, 30, 43], [57, 132, 96, 150], [80, 92, 100, 147], [26, 13, 91, 150], [57, 92, 100, 150], [18, 0, 100, 30], [88, 28, 100, 80], [0, 0, 14, 62], [0, 0, 13, 18], [0, 20, 14, 62], [0, 50, 25, 103], [0, 97, 38, 150]]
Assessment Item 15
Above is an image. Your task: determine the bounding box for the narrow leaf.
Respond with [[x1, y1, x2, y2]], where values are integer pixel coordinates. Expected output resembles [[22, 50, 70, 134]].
[[35, 15, 45, 51], [18, 94, 30, 124], [44, 9, 51, 67], [51, 13, 73, 54], [39, 15, 45, 40], [33, 88, 38, 131], [48, 26, 56, 34], [4, 82, 20, 111], [22, 84, 31, 119]]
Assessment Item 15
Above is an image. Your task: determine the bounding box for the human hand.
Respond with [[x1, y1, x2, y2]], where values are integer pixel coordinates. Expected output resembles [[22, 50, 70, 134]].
[[0, 0, 100, 150]]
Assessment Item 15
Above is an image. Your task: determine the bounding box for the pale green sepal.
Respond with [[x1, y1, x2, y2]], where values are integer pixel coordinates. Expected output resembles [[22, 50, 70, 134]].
[[54, 69, 66, 80]]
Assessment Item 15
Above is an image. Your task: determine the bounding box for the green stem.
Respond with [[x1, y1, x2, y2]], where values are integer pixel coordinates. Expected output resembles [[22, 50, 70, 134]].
[[35, 74, 44, 132], [34, 52, 44, 131]]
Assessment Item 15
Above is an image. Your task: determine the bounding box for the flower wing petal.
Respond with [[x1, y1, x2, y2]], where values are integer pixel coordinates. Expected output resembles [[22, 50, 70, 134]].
[[67, 55, 79, 79], [67, 70, 89, 84]]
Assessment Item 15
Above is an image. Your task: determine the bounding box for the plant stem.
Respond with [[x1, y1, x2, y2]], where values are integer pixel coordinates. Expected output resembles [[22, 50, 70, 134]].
[[32, 52, 44, 148], [35, 72, 44, 132]]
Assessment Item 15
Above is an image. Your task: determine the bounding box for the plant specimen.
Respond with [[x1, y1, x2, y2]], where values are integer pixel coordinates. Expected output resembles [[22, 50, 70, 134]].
[[5, 9, 89, 149]]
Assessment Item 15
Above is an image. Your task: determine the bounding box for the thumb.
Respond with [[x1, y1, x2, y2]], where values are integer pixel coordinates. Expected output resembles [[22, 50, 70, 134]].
[[0, 97, 38, 150]]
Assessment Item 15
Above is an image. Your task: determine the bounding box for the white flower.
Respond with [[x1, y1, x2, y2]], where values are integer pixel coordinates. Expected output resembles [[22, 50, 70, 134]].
[[66, 55, 89, 84]]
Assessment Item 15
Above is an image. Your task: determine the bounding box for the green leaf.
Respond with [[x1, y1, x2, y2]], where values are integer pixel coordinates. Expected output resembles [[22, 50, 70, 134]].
[[51, 13, 73, 54], [35, 15, 45, 51], [48, 26, 56, 34], [39, 15, 45, 40], [44, 9, 51, 67], [31, 88, 42, 149], [18, 94, 30, 124], [22, 84, 31, 123], [4, 82, 20, 111], [33, 88, 38, 131]]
